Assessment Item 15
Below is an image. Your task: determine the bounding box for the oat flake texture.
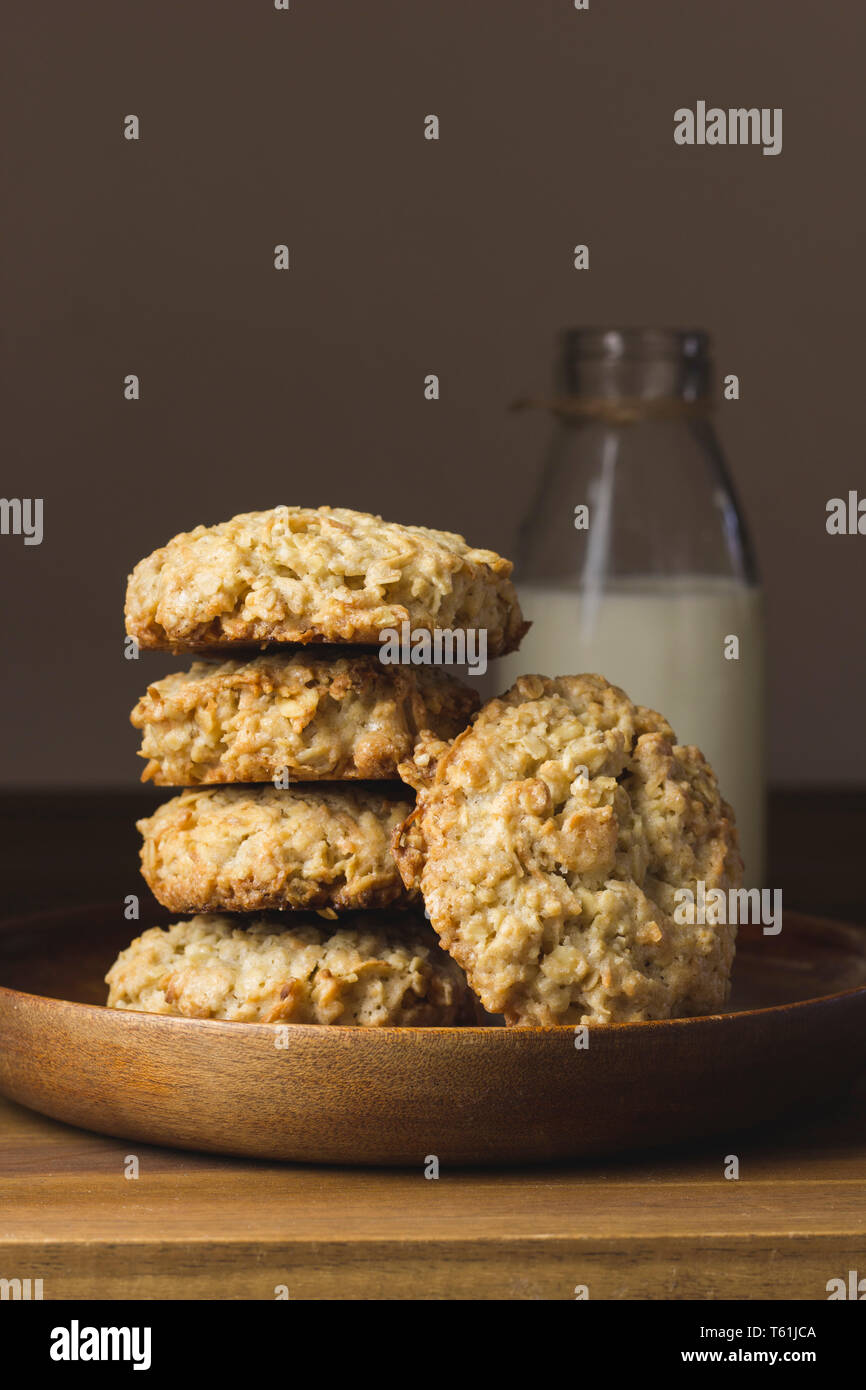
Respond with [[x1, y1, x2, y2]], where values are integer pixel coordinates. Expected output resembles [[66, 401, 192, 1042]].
[[124, 505, 527, 655], [393, 674, 743, 1025], [106, 913, 476, 1025], [131, 651, 479, 785], [138, 784, 416, 914]]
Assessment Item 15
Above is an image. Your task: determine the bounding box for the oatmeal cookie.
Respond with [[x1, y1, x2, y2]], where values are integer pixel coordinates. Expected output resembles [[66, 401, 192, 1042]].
[[131, 651, 479, 785], [125, 505, 527, 654], [105, 912, 475, 1025], [393, 674, 742, 1025], [139, 784, 415, 913]]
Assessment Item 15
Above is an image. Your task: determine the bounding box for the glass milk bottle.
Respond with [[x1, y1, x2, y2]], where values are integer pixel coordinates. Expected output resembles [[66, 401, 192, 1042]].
[[497, 328, 765, 886]]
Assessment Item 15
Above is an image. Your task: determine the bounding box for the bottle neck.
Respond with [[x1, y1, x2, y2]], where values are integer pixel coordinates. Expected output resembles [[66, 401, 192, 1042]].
[[558, 354, 710, 403]]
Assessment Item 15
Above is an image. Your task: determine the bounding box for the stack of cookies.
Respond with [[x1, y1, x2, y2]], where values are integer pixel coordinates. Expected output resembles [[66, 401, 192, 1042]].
[[107, 503, 742, 1030], [106, 505, 527, 1027]]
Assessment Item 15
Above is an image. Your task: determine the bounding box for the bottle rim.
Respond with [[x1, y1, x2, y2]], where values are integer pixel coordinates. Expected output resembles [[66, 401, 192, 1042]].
[[561, 327, 710, 363], [558, 327, 713, 401]]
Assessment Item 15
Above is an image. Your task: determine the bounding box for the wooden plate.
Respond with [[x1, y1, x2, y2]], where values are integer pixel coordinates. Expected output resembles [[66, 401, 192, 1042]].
[[0, 905, 864, 1166]]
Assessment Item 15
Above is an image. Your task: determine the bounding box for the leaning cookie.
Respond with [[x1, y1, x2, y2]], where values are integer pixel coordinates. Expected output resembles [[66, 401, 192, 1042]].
[[131, 651, 479, 785], [105, 912, 476, 1025], [124, 504, 528, 655], [139, 785, 415, 913], [393, 674, 742, 1026]]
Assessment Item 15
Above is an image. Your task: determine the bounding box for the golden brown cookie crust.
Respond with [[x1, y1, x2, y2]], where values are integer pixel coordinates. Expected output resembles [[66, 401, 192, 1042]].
[[105, 912, 475, 1025], [393, 674, 742, 1026], [131, 651, 480, 785], [139, 784, 415, 913], [124, 505, 528, 655]]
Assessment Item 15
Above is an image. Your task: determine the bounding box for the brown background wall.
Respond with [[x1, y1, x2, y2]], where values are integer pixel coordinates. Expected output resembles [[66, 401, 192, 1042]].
[[2, 0, 863, 787]]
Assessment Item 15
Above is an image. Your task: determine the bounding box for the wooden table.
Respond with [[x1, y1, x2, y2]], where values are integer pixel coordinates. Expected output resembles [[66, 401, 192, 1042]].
[[2, 1083, 864, 1300], [1, 791, 865, 1299]]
